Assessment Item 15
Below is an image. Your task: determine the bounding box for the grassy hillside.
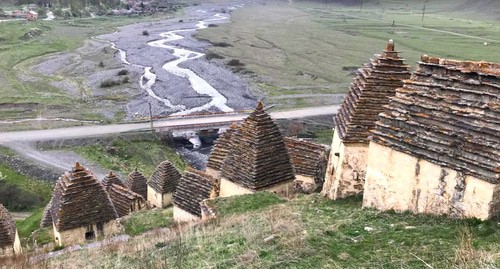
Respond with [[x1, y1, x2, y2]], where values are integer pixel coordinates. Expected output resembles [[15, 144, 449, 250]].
[[8, 193, 497, 268], [197, 0, 500, 109], [74, 136, 187, 177], [0, 14, 177, 129]]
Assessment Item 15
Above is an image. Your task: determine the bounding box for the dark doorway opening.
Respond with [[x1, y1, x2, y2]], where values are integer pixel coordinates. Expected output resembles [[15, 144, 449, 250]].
[[85, 231, 95, 240]]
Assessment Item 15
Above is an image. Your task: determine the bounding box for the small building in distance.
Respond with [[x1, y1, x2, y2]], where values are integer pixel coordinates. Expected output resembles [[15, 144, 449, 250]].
[[364, 55, 500, 220], [0, 204, 22, 256], [284, 137, 327, 194], [205, 124, 239, 178], [107, 184, 147, 218], [148, 161, 181, 208], [219, 101, 296, 197], [102, 171, 147, 218], [42, 162, 119, 246], [101, 171, 126, 189], [26, 11, 38, 21], [126, 168, 148, 199], [173, 168, 219, 223], [322, 40, 411, 200]]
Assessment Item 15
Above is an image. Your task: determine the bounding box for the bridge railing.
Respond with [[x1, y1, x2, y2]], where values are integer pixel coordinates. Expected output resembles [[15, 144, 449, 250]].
[[155, 120, 244, 132], [133, 109, 254, 122]]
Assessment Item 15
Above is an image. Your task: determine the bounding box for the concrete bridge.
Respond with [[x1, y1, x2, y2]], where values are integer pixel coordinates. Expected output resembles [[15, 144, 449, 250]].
[[0, 105, 338, 143]]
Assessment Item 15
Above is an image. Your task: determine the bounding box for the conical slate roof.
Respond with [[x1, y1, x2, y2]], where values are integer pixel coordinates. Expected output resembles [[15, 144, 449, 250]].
[[284, 137, 327, 183], [148, 161, 181, 194], [372, 55, 500, 183], [47, 162, 118, 232], [334, 40, 411, 143], [108, 184, 146, 218], [220, 102, 295, 190], [126, 169, 148, 198], [40, 198, 53, 228], [102, 171, 125, 189], [0, 204, 16, 249], [173, 168, 219, 217], [206, 124, 239, 172]]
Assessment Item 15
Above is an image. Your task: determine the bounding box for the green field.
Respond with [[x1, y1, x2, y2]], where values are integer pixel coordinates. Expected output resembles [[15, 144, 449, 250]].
[[74, 136, 187, 177], [19, 193, 498, 268], [0, 14, 178, 129], [197, 0, 500, 109], [122, 208, 173, 236]]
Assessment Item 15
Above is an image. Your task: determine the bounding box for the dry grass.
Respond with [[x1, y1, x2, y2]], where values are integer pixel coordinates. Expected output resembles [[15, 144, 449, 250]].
[[454, 226, 498, 269], [4, 194, 499, 268]]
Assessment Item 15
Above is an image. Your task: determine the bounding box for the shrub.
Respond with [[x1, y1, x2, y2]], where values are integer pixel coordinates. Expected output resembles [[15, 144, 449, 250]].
[[0, 181, 44, 211], [212, 42, 232, 47], [100, 79, 121, 88], [207, 23, 218, 28], [227, 59, 244, 66], [117, 69, 129, 76], [205, 51, 224, 60], [142, 30, 149, 36], [98, 61, 105, 67], [122, 76, 130, 84]]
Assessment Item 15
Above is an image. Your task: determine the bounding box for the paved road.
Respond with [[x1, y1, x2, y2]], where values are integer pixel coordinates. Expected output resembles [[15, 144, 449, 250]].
[[0, 105, 338, 143]]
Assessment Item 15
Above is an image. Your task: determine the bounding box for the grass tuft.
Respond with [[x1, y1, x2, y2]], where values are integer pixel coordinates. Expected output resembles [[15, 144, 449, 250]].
[[122, 208, 173, 236]]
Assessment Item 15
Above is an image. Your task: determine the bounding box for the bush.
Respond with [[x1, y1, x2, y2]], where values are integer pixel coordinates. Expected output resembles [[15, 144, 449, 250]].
[[212, 42, 232, 47], [100, 79, 121, 88], [0, 181, 44, 211], [205, 51, 224, 60], [142, 30, 149, 36], [117, 69, 129, 76], [98, 61, 105, 67], [207, 23, 218, 28], [53, 9, 63, 17], [227, 59, 244, 66], [122, 76, 130, 84]]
